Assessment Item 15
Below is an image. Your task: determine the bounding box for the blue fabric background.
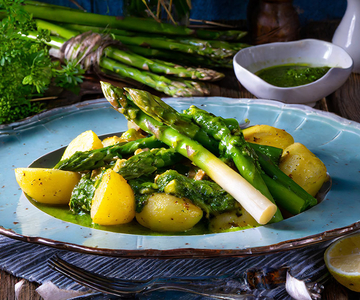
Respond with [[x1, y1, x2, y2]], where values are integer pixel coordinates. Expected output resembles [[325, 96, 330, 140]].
[[39, 0, 347, 25]]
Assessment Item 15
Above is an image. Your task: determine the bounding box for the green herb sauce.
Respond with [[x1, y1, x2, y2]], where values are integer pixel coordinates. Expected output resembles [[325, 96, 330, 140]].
[[29, 197, 209, 236], [255, 64, 331, 87]]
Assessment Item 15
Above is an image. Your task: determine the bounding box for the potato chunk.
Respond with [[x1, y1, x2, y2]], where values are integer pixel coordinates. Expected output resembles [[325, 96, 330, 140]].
[[61, 130, 103, 160], [102, 129, 146, 147], [242, 125, 294, 150], [209, 210, 259, 233], [91, 169, 135, 225], [279, 143, 328, 196], [14, 168, 80, 204], [136, 193, 203, 232], [102, 136, 124, 147]]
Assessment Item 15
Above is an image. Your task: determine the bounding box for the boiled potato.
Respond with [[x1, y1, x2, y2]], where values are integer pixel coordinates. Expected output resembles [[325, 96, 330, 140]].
[[102, 128, 146, 147], [61, 130, 103, 160], [209, 209, 259, 233], [136, 193, 203, 232], [91, 169, 135, 225], [242, 125, 294, 150], [14, 168, 80, 204], [279, 143, 328, 197], [102, 136, 124, 147]]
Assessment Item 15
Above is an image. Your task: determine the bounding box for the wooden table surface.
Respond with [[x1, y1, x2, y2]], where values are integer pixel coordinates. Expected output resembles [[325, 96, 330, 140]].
[[2, 21, 360, 300]]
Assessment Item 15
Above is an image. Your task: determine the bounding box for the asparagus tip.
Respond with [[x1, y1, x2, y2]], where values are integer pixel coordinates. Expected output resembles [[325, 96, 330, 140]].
[[194, 68, 225, 82]]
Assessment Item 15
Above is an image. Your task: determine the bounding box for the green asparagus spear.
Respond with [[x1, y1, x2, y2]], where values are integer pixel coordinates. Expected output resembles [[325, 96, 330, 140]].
[[257, 151, 318, 209], [103, 47, 225, 81], [23, 1, 248, 41], [184, 105, 283, 223], [173, 37, 250, 53], [101, 82, 277, 225], [156, 169, 240, 217], [221, 112, 317, 211], [117, 45, 234, 68], [54, 135, 165, 171], [23, 2, 195, 36], [112, 34, 236, 59], [61, 23, 136, 37], [123, 87, 218, 153], [261, 174, 308, 215], [194, 28, 247, 41], [100, 58, 210, 97], [249, 143, 283, 166], [116, 148, 183, 179]]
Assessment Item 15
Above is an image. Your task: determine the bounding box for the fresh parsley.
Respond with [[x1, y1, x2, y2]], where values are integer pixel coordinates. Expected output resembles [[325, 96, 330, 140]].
[[0, 0, 84, 124]]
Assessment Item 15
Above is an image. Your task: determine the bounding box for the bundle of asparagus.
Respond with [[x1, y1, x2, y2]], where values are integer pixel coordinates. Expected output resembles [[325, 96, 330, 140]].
[[15, 1, 248, 94]]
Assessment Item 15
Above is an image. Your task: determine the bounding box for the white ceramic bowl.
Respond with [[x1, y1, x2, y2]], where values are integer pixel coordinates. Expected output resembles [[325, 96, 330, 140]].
[[233, 39, 353, 107]]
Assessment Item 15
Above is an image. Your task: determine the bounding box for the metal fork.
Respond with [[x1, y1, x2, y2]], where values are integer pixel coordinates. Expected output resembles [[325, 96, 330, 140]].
[[48, 255, 286, 299]]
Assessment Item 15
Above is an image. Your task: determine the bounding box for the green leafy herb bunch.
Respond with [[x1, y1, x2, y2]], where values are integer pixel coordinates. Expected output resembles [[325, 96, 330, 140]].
[[0, 0, 84, 124]]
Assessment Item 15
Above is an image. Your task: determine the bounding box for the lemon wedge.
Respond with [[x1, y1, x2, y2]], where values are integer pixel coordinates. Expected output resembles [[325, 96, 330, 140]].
[[324, 232, 360, 292]]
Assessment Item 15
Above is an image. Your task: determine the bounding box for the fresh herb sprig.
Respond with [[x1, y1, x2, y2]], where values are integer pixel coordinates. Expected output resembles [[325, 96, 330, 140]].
[[0, 0, 84, 125]]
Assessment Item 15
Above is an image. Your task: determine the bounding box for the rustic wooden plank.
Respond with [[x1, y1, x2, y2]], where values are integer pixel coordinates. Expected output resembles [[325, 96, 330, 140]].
[[327, 73, 360, 123], [0, 270, 41, 300], [323, 278, 352, 300]]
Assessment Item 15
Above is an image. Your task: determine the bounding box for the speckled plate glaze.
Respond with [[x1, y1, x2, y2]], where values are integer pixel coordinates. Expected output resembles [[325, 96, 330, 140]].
[[1, 97, 359, 258]]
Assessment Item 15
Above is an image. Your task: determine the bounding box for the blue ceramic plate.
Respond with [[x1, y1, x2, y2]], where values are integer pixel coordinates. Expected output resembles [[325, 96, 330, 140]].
[[1, 97, 359, 258]]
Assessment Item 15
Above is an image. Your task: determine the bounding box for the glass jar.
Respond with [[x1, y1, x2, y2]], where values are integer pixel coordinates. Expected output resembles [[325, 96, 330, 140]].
[[247, 0, 300, 45]]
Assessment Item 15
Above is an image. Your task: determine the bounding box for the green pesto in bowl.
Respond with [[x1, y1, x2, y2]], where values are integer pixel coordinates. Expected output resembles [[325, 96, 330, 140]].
[[255, 64, 331, 87]]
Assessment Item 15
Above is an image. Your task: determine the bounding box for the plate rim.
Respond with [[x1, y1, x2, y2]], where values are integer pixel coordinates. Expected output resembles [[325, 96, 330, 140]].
[[1, 221, 359, 258]]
